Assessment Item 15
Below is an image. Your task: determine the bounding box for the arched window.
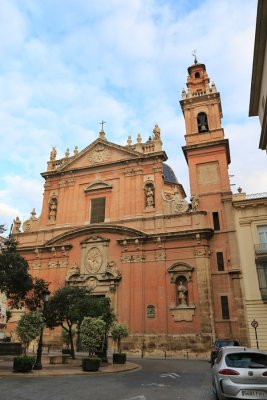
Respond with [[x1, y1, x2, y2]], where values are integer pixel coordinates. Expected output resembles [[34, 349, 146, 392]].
[[197, 112, 209, 133], [195, 72, 200, 79]]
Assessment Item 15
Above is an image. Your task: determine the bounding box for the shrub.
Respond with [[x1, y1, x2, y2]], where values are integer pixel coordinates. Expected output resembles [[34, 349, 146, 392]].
[[13, 356, 35, 372], [80, 317, 106, 356], [16, 311, 44, 355], [62, 348, 72, 355], [110, 323, 129, 353]]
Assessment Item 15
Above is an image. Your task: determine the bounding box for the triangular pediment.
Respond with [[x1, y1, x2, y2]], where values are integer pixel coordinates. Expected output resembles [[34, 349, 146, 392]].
[[84, 181, 113, 192], [54, 139, 144, 172]]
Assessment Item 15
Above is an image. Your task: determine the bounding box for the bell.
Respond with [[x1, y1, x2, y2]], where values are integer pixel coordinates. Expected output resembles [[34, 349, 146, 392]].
[[200, 124, 207, 132]]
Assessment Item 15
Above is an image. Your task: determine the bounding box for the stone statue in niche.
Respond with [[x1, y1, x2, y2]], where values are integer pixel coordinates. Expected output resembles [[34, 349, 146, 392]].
[[177, 280, 188, 306], [48, 198, 57, 222], [145, 184, 155, 208]]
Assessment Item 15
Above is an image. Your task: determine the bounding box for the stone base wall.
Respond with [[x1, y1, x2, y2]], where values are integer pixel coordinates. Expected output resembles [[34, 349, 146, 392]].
[[111, 333, 212, 359], [34, 332, 212, 359], [0, 342, 23, 355]]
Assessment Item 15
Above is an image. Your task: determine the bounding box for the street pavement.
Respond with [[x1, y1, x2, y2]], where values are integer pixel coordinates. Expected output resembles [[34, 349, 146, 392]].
[[0, 356, 214, 399]]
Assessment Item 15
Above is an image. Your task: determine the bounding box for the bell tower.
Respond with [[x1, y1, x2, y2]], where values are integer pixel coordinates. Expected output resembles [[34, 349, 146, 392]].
[[180, 60, 249, 345], [181, 61, 231, 199]]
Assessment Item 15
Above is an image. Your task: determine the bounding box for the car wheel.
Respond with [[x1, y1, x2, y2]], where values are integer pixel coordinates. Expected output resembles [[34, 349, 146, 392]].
[[212, 380, 219, 400]]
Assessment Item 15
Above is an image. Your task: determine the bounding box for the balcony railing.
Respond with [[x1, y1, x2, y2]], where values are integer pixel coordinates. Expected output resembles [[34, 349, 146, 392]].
[[255, 243, 267, 255], [246, 193, 267, 199], [259, 287, 267, 301]]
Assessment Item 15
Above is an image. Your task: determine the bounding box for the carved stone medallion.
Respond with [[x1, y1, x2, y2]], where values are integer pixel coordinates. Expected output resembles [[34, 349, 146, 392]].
[[88, 145, 111, 164], [85, 247, 103, 273]]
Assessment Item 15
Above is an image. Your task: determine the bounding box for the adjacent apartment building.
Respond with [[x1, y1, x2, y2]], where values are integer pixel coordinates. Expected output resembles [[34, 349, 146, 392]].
[[233, 191, 267, 350], [249, 0, 267, 151]]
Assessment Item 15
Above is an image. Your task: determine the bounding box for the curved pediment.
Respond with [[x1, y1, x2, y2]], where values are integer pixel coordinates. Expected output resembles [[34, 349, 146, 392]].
[[167, 262, 194, 273], [44, 224, 147, 246], [167, 262, 194, 283], [84, 181, 113, 192]]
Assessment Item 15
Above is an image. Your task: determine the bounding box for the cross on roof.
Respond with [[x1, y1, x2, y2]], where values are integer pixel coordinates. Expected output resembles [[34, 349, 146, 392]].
[[100, 120, 106, 131]]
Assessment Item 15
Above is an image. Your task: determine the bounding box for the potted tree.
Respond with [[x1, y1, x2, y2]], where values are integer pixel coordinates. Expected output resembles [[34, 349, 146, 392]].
[[111, 323, 129, 364], [14, 311, 44, 372], [80, 317, 106, 372]]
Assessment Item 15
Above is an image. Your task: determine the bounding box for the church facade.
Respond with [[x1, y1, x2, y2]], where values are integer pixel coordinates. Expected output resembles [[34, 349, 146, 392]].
[[11, 62, 249, 354]]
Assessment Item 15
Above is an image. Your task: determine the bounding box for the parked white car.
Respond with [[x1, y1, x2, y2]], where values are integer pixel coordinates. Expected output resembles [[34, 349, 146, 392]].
[[212, 346, 267, 399]]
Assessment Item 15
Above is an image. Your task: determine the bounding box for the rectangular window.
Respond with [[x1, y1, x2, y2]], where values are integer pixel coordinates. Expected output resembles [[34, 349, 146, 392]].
[[216, 252, 224, 271], [213, 212, 220, 231], [256, 261, 267, 300], [90, 197, 106, 223], [221, 296, 229, 319], [257, 225, 267, 252]]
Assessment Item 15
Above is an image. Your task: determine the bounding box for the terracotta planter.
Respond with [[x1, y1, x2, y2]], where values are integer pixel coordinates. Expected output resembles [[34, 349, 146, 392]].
[[82, 357, 101, 372], [113, 353, 126, 364]]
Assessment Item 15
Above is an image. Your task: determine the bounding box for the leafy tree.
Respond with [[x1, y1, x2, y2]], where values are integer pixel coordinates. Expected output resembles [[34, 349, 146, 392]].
[[0, 224, 6, 234], [0, 237, 33, 307], [79, 296, 115, 353], [61, 327, 76, 349], [110, 323, 129, 353], [45, 287, 115, 359], [89, 296, 115, 351], [16, 311, 44, 355], [85, 297, 114, 329], [45, 286, 93, 358], [6, 309, 12, 322], [24, 278, 50, 312], [80, 317, 106, 356]]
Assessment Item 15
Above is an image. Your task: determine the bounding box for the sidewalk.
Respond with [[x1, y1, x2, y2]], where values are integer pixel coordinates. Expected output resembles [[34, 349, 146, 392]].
[[0, 354, 140, 377]]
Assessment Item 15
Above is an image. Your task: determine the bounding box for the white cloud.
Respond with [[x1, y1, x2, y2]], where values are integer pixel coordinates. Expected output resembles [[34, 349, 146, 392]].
[[225, 120, 267, 194], [0, 0, 264, 226], [0, 175, 43, 228]]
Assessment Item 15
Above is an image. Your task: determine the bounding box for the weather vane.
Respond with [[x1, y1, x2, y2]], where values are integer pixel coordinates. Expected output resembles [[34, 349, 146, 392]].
[[100, 120, 106, 131], [192, 49, 198, 64]]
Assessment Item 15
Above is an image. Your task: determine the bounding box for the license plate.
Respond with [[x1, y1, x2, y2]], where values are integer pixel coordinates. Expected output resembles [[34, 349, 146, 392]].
[[241, 390, 266, 398]]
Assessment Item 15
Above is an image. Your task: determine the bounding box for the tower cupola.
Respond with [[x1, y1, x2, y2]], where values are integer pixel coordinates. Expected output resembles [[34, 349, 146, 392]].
[[180, 62, 223, 141], [187, 63, 210, 95]]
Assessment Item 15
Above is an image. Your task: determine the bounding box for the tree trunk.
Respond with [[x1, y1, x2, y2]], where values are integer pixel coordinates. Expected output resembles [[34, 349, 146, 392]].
[[69, 331, 75, 359]]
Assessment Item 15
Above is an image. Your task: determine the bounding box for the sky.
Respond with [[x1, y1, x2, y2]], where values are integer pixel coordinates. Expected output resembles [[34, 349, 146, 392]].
[[0, 0, 266, 231]]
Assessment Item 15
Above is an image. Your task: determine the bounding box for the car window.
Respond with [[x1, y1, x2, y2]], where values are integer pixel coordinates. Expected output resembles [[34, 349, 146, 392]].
[[215, 350, 223, 363], [226, 353, 267, 368], [215, 340, 235, 348]]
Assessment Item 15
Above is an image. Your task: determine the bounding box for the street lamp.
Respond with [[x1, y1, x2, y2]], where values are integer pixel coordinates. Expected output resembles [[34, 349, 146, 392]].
[[33, 289, 50, 370]]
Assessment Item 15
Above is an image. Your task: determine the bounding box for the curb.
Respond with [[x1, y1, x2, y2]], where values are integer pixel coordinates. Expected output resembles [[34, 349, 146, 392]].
[[0, 361, 140, 378]]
